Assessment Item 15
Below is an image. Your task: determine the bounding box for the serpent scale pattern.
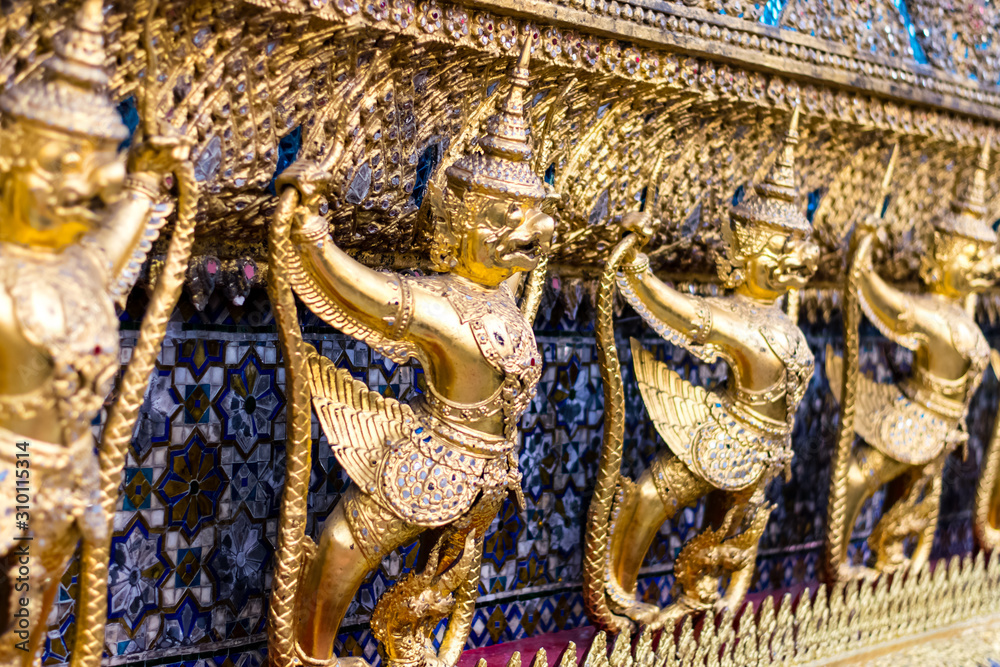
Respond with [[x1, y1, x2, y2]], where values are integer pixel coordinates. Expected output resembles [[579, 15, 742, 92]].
[[581, 234, 638, 633], [74, 163, 201, 667]]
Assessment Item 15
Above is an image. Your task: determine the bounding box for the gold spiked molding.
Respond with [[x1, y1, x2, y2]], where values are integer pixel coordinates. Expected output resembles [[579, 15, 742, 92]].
[[487, 554, 1000, 667]]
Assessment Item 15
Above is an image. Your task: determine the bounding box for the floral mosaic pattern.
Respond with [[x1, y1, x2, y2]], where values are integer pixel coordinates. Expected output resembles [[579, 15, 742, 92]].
[[40, 289, 997, 666], [160, 436, 226, 538], [219, 349, 284, 454], [107, 522, 170, 633]]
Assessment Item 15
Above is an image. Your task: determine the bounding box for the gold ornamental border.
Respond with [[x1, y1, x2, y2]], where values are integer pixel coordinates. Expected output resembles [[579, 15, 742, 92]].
[[237, 0, 1000, 144], [483, 552, 1000, 667], [239, 0, 1000, 131], [467, 0, 1000, 122]]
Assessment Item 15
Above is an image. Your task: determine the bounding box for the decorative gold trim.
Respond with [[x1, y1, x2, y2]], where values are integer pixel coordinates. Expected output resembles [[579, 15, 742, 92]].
[[236, 0, 1000, 121], [490, 554, 1000, 667]]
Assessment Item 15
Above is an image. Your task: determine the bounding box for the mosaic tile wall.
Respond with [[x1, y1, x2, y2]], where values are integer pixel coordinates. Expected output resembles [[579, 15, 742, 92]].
[[41, 286, 1000, 667]]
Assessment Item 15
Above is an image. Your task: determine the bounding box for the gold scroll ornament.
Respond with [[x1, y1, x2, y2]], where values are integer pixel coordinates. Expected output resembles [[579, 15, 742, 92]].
[[825, 137, 1000, 581], [266, 38, 556, 667], [583, 107, 818, 632], [0, 0, 192, 665]]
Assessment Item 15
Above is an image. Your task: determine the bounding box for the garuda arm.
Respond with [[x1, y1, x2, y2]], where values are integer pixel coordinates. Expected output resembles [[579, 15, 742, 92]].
[[275, 180, 436, 496], [613, 211, 755, 362], [827, 229, 922, 403], [617, 252, 719, 360], [853, 230, 922, 351], [82, 137, 188, 304], [612, 214, 727, 471], [283, 195, 423, 364]]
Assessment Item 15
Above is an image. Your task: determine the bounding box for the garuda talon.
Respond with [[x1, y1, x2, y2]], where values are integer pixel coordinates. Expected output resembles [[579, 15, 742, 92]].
[[584, 108, 818, 631], [266, 40, 554, 667], [0, 0, 177, 663], [825, 139, 999, 580]]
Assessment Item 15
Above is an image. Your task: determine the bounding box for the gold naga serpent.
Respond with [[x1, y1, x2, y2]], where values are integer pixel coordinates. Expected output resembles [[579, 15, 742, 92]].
[[821, 144, 899, 584], [974, 352, 1000, 551], [582, 231, 641, 634], [266, 184, 550, 667], [265, 40, 553, 667]]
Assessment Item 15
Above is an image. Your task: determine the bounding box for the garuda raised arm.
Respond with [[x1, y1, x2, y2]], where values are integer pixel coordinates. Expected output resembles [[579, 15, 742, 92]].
[[584, 108, 818, 630], [825, 140, 999, 580], [266, 40, 554, 667], [0, 0, 180, 662]]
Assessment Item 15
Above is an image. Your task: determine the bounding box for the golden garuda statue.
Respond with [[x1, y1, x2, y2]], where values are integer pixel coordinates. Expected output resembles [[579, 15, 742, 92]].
[[583, 107, 818, 631], [0, 0, 185, 663], [825, 139, 999, 581], [264, 39, 555, 667]]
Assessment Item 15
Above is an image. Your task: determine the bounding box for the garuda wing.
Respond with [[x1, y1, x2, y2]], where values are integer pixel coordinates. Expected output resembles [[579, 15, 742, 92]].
[[306, 348, 416, 495], [826, 351, 900, 445], [633, 338, 787, 490], [631, 338, 711, 473], [826, 351, 954, 465]]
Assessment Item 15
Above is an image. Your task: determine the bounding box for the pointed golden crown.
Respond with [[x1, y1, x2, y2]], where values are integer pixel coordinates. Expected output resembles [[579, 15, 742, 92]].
[[932, 138, 996, 244], [0, 0, 127, 142], [730, 106, 811, 234], [445, 39, 547, 201]]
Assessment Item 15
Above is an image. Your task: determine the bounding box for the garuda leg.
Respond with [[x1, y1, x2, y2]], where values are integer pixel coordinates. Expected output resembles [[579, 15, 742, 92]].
[[714, 482, 773, 611], [836, 444, 910, 577], [607, 451, 711, 622], [295, 488, 423, 661], [870, 454, 945, 573]]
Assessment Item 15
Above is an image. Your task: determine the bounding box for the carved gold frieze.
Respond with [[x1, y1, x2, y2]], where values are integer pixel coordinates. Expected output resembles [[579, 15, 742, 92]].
[[3, 0, 998, 284]]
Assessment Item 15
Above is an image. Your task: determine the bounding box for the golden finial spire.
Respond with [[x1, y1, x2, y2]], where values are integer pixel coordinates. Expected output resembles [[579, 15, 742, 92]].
[[933, 136, 995, 243], [880, 142, 899, 197], [757, 104, 800, 203], [864, 141, 898, 221], [445, 37, 547, 200], [0, 0, 127, 142], [47, 0, 110, 87], [962, 136, 992, 217], [730, 105, 811, 233], [478, 38, 533, 163]]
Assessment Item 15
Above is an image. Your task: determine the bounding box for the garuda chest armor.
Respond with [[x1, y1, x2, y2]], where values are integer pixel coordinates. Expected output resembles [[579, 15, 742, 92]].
[[308, 273, 542, 527]]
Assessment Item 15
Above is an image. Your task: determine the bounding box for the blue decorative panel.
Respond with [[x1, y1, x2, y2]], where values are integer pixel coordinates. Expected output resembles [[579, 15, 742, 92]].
[[41, 287, 995, 666]]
